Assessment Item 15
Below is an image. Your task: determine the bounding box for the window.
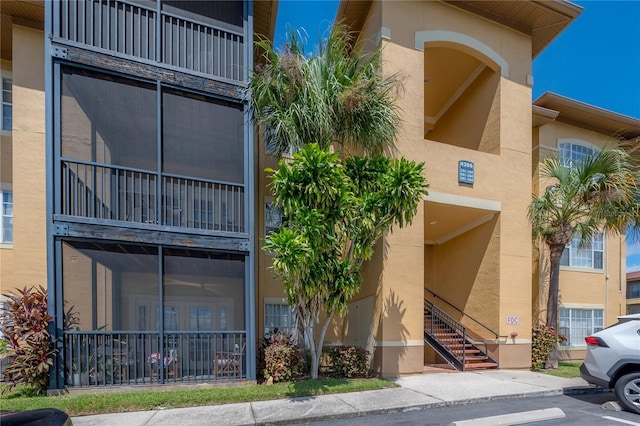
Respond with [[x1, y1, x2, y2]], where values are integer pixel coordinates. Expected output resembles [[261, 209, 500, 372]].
[[628, 283, 640, 299], [560, 233, 603, 269], [265, 198, 283, 236], [1, 191, 12, 243], [559, 308, 603, 346], [559, 142, 595, 169], [1, 78, 11, 131], [264, 303, 295, 337]]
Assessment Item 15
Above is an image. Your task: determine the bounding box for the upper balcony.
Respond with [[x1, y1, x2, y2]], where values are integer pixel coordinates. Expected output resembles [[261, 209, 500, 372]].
[[53, 0, 246, 83]]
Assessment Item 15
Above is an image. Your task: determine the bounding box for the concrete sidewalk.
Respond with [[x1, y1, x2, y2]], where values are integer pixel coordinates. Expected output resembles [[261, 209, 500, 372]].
[[71, 370, 598, 426]]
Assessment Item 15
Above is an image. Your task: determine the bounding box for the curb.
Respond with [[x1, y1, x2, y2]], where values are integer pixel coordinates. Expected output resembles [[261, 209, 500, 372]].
[[255, 388, 571, 425]]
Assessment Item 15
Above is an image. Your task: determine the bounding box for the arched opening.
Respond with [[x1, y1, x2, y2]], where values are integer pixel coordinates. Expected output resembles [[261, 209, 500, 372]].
[[416, 31, 504, 154]]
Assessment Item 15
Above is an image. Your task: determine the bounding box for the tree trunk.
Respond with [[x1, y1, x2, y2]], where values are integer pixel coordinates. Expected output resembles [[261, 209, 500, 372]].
[[309, 313, 333, 380], [545, 243, 564, 369]]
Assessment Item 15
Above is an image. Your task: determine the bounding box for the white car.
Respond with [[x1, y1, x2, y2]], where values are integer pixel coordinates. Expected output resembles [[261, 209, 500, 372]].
[[580, 313, 640, 414]]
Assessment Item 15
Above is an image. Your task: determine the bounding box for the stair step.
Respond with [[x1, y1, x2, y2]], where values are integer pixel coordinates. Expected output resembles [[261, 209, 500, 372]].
[[464, 362, 498, 370], [463, 356, 488, 361], [452, 349, 481, 354]]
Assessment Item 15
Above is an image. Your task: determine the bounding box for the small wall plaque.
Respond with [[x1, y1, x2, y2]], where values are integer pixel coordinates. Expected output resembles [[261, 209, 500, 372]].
[[458, 160, 475, 185]]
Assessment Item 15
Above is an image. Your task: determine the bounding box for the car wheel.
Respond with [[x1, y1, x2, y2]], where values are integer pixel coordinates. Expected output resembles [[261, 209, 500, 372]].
[[614, 372, 640, 415]]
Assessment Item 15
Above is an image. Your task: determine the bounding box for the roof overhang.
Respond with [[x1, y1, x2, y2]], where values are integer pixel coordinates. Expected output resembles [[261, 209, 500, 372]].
[[1, 0, 45, 61], [533, 92, 640, 141], [442, 0, 582, 58], [254, 0, 279, 42], [337, 0, 582, 58]]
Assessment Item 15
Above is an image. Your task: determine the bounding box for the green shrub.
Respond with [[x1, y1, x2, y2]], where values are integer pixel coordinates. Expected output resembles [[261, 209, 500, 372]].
[[328, 345, 370, 378], [263, 332, 303, 383], [0, 286, 56, 395], [531, 324, 566, 369]]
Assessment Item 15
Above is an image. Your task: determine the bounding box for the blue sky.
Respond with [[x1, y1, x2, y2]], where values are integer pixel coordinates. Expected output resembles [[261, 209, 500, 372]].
[[274, 0, 640, 271]]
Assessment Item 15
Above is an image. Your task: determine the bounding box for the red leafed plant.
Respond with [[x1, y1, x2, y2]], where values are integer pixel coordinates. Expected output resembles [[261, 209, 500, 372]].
[[0, 286, 56, 395]]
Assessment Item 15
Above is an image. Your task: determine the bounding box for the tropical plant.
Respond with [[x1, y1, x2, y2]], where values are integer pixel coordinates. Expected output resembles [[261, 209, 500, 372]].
[[251, 24, 400, 156], [263, 331, 303, 383], [329, 345, 371, 378], [529, 147, 640, 366], [264, 144, 428, 379], [531, 324, 566, 369], [0, 286, 56, 395]]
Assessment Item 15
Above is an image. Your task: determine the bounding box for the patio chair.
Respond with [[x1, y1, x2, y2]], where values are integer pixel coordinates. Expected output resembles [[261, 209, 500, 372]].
[[214, 343, 245, 378], [148, 348, 178, 381]]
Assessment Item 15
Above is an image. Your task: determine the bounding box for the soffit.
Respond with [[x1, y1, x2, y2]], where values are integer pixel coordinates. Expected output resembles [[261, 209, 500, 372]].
[[1, 0, 44, 61], [254, 0, 278, 42], [441, 1, 582, 58], [534, 92, 640, 141], [336, 0, 372, 38], [337, 1, 581, 58], [424, 201, 498, 245]]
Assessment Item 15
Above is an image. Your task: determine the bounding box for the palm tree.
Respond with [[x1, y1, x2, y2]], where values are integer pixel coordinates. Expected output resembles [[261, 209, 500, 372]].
[[250, 25, 400, 156], [529, 147, 640, 365]]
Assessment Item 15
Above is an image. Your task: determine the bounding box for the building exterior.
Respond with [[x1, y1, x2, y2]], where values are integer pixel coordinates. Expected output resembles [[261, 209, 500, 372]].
[[627, 271, 640, 314], [533, 93, 639, 361], [0, 0, 277, 389], [1, 0, 637, 388]]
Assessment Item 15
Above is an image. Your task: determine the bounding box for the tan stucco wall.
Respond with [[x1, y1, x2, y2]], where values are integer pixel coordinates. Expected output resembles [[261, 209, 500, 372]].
[[533, 119, 628, 359], [10, 25, 47, 290], [255, 0, 536, 374], [376, 1, 533, 371]]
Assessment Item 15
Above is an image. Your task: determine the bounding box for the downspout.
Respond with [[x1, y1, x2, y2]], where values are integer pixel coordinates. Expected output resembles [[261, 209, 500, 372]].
[[605, 232, 609, 325]]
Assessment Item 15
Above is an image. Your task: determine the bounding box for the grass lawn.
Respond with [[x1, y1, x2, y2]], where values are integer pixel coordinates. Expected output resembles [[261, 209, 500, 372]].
[[0, 378, 396, 417], [534, 362, 582, 378]]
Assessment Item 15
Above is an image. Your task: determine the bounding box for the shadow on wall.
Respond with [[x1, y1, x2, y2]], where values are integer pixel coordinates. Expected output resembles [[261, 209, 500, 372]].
[[533, 242, 553, 325], [426, 215, 500, 338], [371, 288, 408, 375]]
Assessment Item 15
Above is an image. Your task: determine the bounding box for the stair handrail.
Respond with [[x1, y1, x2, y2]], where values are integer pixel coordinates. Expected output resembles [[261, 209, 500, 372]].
[[424, 300, 467, 368], [424, 288, 507, 341]]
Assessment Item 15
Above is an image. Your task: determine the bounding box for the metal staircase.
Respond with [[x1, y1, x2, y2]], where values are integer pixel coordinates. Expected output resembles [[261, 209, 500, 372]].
[[424, 300, 498, 371]]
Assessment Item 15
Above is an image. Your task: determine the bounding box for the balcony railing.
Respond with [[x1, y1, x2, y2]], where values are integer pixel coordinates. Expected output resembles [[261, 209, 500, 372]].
[[64, 330, 247, 387], [58, 0, 245, 82], [61, 159, 245, 233]]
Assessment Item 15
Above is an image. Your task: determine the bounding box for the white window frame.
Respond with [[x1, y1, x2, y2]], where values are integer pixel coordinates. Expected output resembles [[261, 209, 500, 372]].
[[558, 139, 597, 170], [264, 299, 296, 338], [560, 233, 604, 270], [1, 73, 12, 134], [264, 298, 312, 347], [559, 307, 604, 347], [0, 189, 13, 245]]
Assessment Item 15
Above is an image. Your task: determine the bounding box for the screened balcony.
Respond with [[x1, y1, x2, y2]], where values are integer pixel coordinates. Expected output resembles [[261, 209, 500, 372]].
[[61, 242, 249, 387], [58, 65, 247, 234], [55, 0, 246, 83]]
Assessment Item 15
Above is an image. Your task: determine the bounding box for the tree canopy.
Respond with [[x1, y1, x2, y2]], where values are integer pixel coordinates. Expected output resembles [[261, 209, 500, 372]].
[[529, 146, 640, 359], [265, 144, 428, 379], [251, 25, 400, 156]]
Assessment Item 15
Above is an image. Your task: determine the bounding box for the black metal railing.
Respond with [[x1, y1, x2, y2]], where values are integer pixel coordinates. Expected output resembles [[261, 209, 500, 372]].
[[58, 0, 244, 82], [61, 159, 245, 233], [424, 300, 467, 369], [424, 288, 506, 341], [64, 330, 247, 387]]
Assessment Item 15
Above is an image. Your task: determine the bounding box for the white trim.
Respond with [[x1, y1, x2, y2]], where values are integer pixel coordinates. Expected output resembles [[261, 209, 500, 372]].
[[375, 340, 424, 347], [560, 303, 604, 310], [424, 191, 501, 212], [558, 138, 600, 154], [532, 144, 560, 153], [434, 212, 496, 245], [425, 64, 487, 128], [414, 30, 509, 77], [264, 297, 288, 305]]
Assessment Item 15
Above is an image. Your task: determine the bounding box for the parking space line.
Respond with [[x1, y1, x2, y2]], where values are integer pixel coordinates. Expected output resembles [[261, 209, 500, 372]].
[[602, 416, 640, 425]]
